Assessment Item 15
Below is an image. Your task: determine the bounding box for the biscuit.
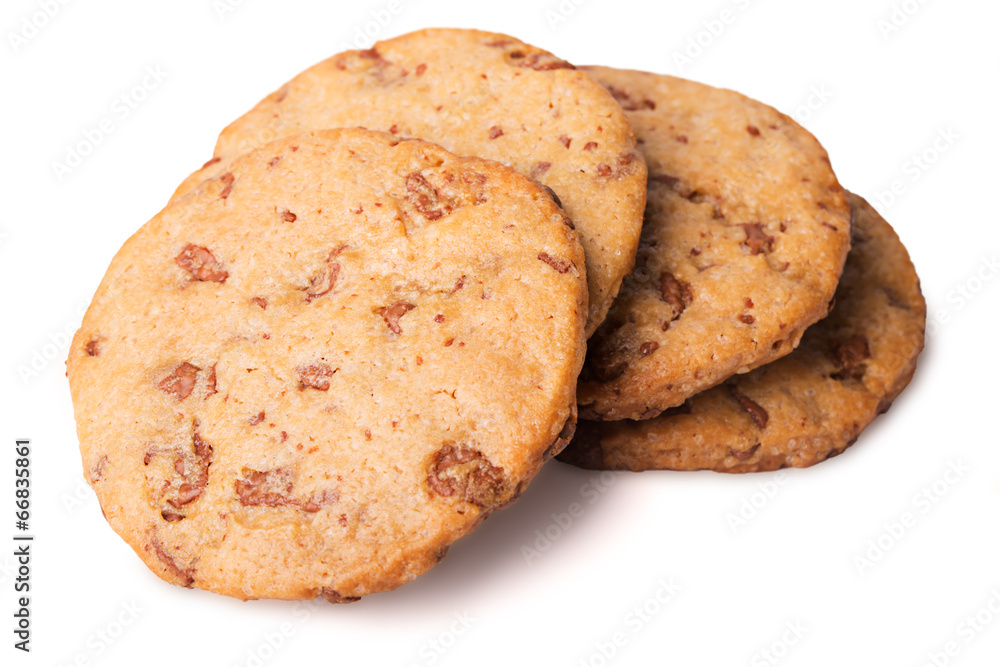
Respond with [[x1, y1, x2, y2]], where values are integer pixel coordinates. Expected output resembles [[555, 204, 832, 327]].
[[68, 129, 587, 601], [171, 28, 647, 337], [576, 67, 852, 420], [559, 193, 925, 473]]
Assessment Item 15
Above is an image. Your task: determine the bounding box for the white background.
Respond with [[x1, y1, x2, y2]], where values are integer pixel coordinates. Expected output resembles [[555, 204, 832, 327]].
[[2, 0, 998, 665]]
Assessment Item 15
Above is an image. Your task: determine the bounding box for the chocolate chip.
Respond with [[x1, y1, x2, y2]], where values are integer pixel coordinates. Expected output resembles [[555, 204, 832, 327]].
[[249, 411, 265, 426], [739, 314, 756, 325], [281, 209, 297, 222], [538, 252, 572, 273], [488, 126, 504, 139], [427, 445, 506, 506], [149, 537, 194, 587], [728, 386, 769, 429], [531, 161, 551, 178], [157, 362, 201, 400], [320, 589, 361, 604], [176, 244, 229, 283], [605, 85, 656, 111], [305, 246, 346, 302], [559, 134, 571, 148], [660, 272, 693, 318], [167, 483, 203, 508], [741, 223, 775, 255], [380, 302, 416, 334], [406, 172, 448, 220], [219, 172, 235, 199], [747, 125, 761, 137], [514, 52, 575, 71], [85, 339, 100, 357], [298, 364, 335, 391], [205, 365, 217, 398], [235, 468, 295, 507], [730, 443, 761, 461], [583, 141, 598, 151], [639, 341, 659, 355], [252, 297, 267, 309], [829, 335, 871, 381]]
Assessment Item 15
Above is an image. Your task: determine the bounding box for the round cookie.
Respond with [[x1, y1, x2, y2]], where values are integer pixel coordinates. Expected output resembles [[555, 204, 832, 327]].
[[171, 28, 647, 338], [68, 128, 587, 601], [559, 193, 925, 473], [577, 67, 852, 420]]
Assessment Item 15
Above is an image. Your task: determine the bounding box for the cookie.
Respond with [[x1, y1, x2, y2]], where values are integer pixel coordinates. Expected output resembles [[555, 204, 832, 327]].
[[576, 67, 852, 420], [559, 193, 925, 473], [170, 28, 646, 338], [68, 128, 587, 601]]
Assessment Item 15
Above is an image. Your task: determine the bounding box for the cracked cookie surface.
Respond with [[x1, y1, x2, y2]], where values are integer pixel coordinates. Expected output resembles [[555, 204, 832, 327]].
[[171, 28, 646, 337], [559, 193, 924, 472], [577, 67, 852, 420], [69, 128, 586, 601]]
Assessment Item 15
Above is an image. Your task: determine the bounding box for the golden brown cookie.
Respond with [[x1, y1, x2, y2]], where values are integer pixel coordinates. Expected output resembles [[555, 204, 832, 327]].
[[68, 129, 587, 601], [559, 193, 924, 473], [171, 28, 646, 337], [577, 67, 852, 420]]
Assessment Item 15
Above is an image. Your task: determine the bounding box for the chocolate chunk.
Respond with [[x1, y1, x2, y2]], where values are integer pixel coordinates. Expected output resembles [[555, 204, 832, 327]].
[[167, 483, 203, 508], [305, 246, 345, 302], [739, 314, 756, 325], [320, 588, 361, 604], [219, 172, 235, 199], [249, 411, 265, 426], [157, 362, 201, 400], [488, 126, 504, 139], [205, 365, 217, 398], [730, 443, 761, 461], [829, 335, 871, 381], [583, 141, 598, 151], [427, 445, 506, 507], [639, 341, 659, 355], [660, 272, 693, 318], [380, 302, 416, 334], [606, 85, 656, 111], [406, 172, 447, 220], [235, 468, 295, 507], [280, 209, 297, 222], [530, 162, 551, 178], [176, 244, 229, 283], [298, 364, 335, 391], [149, 537, 194, 587], [161, 511, 184, 522], [746, 125, 761, 137], [728, 386, 769, 429], [741, 223, 775, 255], [538, 252, 572, 273], [85, 339, 100, 357], [515, 52, 575, 71], [559, 134, 571, 148], [596, 153, 639, 179], [252, 297, 267, 309]]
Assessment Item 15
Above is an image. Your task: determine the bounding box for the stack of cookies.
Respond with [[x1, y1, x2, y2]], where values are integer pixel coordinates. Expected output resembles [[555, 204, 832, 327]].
[[67, 28, 925, 603]]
